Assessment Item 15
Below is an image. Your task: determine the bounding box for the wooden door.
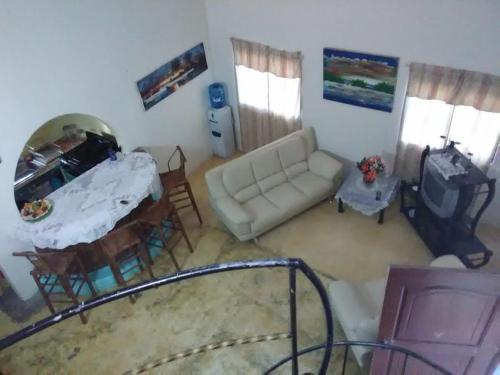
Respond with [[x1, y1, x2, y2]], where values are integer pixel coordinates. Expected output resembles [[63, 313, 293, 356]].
[[371, 266, 500, 374]]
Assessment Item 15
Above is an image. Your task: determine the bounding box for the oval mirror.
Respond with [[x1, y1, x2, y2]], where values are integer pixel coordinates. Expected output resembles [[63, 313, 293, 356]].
[[14, 114, 119, 211]]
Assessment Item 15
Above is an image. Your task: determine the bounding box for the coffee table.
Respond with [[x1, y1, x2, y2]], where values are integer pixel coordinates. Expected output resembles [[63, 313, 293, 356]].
[[335, 168, 400, 224]]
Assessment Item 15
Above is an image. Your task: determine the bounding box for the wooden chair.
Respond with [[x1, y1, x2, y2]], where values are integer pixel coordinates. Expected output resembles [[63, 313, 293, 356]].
[[137, 194, 194, 271], [12, 250, 97, 324], [99, 221, 154, 304], [160, 146, 202, 225]]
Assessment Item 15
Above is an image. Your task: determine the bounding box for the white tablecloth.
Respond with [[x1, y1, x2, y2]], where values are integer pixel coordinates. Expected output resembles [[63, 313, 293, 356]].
[[428, 153, 467, 180], [335, 168, 400, 216], [16, 152, 163, 249]]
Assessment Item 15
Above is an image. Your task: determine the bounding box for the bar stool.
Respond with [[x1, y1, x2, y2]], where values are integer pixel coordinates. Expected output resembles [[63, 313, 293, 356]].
[[160, 146, 202, 225], [137, 194, 194, 271], [99, 221, 154, 304], [12, 250, 97, 324]]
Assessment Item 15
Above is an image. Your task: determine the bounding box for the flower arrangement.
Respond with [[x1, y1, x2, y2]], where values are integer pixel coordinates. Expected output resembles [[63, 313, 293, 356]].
[[357, 155, 386, 184]]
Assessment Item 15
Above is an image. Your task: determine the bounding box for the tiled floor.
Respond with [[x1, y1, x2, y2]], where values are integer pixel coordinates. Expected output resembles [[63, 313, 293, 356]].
[[0, 155, 498, 374]]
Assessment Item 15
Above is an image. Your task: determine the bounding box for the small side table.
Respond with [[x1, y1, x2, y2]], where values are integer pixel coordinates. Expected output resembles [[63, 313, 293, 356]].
[[335, 169, 400, 224]]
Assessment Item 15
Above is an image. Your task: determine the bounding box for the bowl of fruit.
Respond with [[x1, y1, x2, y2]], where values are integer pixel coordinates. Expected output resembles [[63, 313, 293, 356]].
[[21, 199, 53, 222]]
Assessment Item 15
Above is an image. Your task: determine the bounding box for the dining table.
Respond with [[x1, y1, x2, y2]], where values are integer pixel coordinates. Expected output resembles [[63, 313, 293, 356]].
[[16, 152, 163, 251]]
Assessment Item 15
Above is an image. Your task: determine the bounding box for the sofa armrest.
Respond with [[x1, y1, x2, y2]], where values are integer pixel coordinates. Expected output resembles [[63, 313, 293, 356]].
[[215, 197, 253, 224], [430, 255, 466, 269], [308, 151, 343, 181], [205, 167, 229, 200]]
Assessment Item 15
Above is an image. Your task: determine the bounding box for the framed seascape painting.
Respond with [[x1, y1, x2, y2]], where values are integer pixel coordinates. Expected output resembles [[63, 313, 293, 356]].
[[137, 43, 208, 110], [323, 48, 399, 112]]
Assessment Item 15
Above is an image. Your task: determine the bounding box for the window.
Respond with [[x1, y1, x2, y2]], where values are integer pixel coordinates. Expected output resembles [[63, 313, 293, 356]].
[[235, 65, 301, 120], [232, 38, 302, 151], [401, 97, 500, 169], [395, 63, 500, 179], [447, 106, 500, 167]]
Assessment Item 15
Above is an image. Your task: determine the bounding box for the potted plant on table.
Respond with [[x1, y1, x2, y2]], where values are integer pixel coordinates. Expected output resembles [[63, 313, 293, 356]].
[[357, 155, 386, 184]]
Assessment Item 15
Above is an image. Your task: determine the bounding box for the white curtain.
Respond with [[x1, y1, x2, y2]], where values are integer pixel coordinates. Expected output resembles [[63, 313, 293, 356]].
[[232, 38, 302, 152], [395, 63, 500, 180]]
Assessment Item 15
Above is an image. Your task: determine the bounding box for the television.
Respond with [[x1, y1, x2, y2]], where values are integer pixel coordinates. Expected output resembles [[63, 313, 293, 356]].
[[421, 159, 460, 218]]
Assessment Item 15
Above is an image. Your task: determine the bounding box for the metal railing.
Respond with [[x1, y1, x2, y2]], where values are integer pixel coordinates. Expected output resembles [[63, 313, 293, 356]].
[[0, 258, 451, 374]]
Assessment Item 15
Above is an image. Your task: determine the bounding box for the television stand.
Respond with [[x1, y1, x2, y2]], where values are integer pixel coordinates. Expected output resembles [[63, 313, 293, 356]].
[[400, 146, 496, 269]]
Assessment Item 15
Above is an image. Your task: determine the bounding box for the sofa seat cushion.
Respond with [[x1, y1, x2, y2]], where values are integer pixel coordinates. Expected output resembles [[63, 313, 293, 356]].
[[263, 182, 307, 211], [234, 183, 260, 203], [291, 171, 333, 198], [284, 161, 308, 179], [258, 171, 288, 193], [242, 195, 282, 234]]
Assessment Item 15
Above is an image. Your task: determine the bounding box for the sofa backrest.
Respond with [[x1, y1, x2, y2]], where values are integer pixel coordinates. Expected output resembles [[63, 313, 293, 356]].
[[222, 160, 260, 202], [206, 127, 317, 202], [277, 136, 309, 180]]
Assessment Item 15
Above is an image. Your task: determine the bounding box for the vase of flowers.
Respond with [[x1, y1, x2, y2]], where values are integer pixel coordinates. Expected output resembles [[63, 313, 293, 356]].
[[357, 155, 386, 185]]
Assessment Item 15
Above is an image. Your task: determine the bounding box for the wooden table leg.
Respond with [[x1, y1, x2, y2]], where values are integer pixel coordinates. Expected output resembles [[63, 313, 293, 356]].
[[338, 198, 344, 213], [378, 209, 385, 224]]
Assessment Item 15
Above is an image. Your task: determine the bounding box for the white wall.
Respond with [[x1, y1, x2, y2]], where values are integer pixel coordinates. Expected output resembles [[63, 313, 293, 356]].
[[205, 0, 500, 166], [0, 0, 213, 299]]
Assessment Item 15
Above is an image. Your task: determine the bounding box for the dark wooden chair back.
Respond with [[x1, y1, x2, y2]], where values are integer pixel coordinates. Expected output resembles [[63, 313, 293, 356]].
[[12, 249, 96, 324], [139, 195, 175, 227], [167, 145, 187, 174], [98, 220, 154, 304], [136, 193, 193, 271], [160, 145, 202, 224], [13, 250, 45, 269], [100, 221, 143, 258], [13, 250, 73, 276]]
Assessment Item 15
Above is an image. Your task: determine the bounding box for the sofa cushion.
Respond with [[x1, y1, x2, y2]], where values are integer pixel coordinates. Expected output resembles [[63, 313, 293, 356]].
[[242, 195, 282, 234], [278, 137, 307, 169], [233, 184, 260, 203], [277, 137, 308, 179], [222, 160, 260, 203], [284, 161, 308, 179], [360, 279, 387, 316], [291, 171, 333, 198], [356, 317, 379, 340], [308, 151, 343, 181], [264, 182, 307, 211], [210, 198, 251, 238], [430, 255, 466, 269], [205, 168, 228, 200], [258, 172, 288, 193], [328, 279, 380, 370], [251, 149, 287, 192], [328, 280, 374, 332], [216, 197, 253, 224]]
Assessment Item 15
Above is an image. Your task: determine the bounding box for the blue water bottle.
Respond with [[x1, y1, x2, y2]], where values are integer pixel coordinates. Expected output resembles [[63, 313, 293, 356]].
[[209, 83, 226, 109]]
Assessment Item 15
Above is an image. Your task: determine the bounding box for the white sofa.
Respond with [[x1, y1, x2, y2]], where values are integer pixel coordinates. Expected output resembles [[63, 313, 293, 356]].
[[328, 255, 466, 370], [205, 127, 343, 241]]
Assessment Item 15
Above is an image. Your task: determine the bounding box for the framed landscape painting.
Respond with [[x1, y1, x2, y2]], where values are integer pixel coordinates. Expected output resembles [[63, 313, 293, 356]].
[[323, 48, 399, 112], [137, 43, 208, 110]]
